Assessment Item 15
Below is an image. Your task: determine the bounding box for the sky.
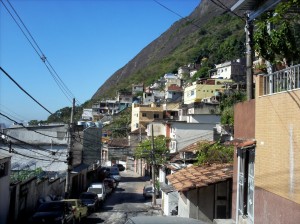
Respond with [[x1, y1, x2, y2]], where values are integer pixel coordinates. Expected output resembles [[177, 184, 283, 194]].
[[0, 0, 200, 126]]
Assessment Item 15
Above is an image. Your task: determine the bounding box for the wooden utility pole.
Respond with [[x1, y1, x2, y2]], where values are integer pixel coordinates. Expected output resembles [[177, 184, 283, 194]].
[[65, 98, 75, 198], [151, 124, 156, 206]]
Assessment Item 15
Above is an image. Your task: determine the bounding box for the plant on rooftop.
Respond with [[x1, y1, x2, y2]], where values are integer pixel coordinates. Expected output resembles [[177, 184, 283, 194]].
[[195, 141, 234, 165]]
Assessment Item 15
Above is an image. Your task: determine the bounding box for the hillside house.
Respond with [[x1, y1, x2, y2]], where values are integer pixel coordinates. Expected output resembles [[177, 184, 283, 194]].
[[102, 138, 130, 166], [184, 79, 232, 105], [92, 100, 120, 116], [132, 83, 144, 95], [164, 73, 181, 89], [210, 59, 246, 82], [116, 91, 133, 111], [146, 112, 218, 154], [131, 103, 163, 132], [165, 84, 183, 102]]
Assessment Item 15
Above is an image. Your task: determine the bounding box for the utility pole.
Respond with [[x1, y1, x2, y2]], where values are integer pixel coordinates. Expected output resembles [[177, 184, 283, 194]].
[[245, 14, 254, 100], [151, 124, 156, 206], [65, 98, 75, 198]]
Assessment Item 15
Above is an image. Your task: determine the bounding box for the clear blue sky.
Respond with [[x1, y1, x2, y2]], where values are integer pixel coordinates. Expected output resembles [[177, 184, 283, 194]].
[[0, 0, 200, 125]]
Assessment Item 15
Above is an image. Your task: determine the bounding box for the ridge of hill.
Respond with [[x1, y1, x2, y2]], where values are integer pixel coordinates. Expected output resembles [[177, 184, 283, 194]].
[[91, 0, 242, 101]]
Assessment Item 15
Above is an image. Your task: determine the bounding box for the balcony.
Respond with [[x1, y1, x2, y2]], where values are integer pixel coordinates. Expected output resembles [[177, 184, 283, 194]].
[[260, 64, 300, 95]]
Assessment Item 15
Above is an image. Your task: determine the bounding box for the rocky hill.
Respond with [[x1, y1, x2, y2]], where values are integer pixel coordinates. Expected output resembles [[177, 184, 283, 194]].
[[92, 0, 241, 100]]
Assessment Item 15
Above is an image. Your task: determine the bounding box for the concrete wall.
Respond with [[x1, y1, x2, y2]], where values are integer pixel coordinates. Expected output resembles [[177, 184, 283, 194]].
[[0, 156, 11, 224], [232, 99, 255, 220], [82, 127, 102, 165], [4, 125, 68, 145], [10, 176, 65, 223], [178, 192, 189, 218], [198, 185, 215, 223], [163, 191, 178, 216], [170, 122, 214, 152]]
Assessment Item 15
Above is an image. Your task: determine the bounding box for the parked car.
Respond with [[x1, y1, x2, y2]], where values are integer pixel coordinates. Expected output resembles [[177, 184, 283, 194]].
[[104, 177, 117, 189], [87, 182, 107, 202], [143, 184, 160, 199], [79, 192, 99, 212], [30, 201, 75, 224], [107, 166, 122, 183], [113, 163, 125, 171], [125, 216, 208, 224], [61, 199, 88, 223], [103, 178, 117, 194]]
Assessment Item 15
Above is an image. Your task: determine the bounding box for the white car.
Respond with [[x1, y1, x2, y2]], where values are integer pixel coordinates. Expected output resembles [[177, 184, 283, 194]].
[[87, 182, 107, 202]]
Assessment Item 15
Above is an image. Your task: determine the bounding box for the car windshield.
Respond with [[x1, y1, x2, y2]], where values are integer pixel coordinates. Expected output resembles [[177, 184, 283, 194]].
[[67, 201, 76, 206], [37, 202, 64, 212], [80, 194, 95, 199], [88, 187, 103, 194]]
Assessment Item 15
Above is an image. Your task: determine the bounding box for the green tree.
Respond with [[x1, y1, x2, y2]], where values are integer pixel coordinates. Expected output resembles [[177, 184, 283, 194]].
[[253, 0, 300, 65], [219, 90, 246, 126], [103, 108, 131, 138], [195, 141, 234, 165], [134, 135, 169, 165]]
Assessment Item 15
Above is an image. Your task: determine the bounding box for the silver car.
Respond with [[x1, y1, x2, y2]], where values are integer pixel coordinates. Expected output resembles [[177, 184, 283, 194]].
[[143, 185, 159, 199]]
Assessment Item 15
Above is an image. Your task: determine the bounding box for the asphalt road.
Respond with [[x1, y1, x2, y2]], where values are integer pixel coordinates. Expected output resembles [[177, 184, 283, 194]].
[[83, 170, 162, 224]]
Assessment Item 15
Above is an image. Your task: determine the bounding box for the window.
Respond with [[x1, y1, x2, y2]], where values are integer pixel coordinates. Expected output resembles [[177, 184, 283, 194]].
[[154, 114, 159, 119], [135, 123, 138, 128], [191, 90, 195, 96], [142, 113, 146, 117], [237, 147, 255, 224]]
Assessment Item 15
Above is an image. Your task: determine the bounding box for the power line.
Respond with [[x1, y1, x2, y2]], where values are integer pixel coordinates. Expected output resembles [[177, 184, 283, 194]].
[[0, 67, 53, 115], [153, 0, 201, 29], [0, 147, 64, 162], [0, 0, 80, 105], [210, 0, 244, 21], [0, 112, 69, 139]]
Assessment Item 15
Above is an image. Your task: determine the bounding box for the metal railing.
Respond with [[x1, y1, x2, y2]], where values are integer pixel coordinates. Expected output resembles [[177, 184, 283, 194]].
[[262, 64, 300, 95]]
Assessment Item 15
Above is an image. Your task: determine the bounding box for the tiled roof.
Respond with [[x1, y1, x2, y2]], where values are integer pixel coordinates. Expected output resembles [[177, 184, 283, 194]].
[[180, 140, 215, 153], [130, 127, 146, 134], [167, 163, 233, 192], [228, 139, 256, 148], [167, 84, 182, 92], [108, 138, 129, 147]]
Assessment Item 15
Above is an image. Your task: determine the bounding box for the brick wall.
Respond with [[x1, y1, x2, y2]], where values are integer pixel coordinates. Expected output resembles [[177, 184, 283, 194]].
[[255, 75, 300, 204]]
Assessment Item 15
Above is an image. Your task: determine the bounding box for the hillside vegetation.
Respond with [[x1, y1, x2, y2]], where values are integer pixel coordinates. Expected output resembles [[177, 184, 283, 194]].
[[91, 0, 242, 102]]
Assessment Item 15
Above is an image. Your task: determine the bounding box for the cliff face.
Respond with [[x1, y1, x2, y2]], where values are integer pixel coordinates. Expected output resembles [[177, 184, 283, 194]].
[[92, 0, 238, 100]]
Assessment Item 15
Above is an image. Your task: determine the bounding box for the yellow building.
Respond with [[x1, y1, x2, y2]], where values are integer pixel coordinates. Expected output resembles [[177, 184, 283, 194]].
[[131, 103, 163, 132], [184, 79, 232, 105]]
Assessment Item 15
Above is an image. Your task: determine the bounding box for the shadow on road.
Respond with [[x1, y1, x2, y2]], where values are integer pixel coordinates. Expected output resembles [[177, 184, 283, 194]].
[[83, 217, 105, 223], [119, 174, 150, 183]]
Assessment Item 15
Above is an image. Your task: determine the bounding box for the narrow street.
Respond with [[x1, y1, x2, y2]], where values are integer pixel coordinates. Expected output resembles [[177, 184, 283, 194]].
[[84, 170, 162, 224]]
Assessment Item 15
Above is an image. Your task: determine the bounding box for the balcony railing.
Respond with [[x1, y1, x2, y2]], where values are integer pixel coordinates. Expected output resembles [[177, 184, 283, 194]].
[[262, 64, 300, 95]]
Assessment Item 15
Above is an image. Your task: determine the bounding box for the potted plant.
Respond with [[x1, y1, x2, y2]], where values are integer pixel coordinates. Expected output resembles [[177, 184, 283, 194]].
[[253, 61, 267, 74]]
